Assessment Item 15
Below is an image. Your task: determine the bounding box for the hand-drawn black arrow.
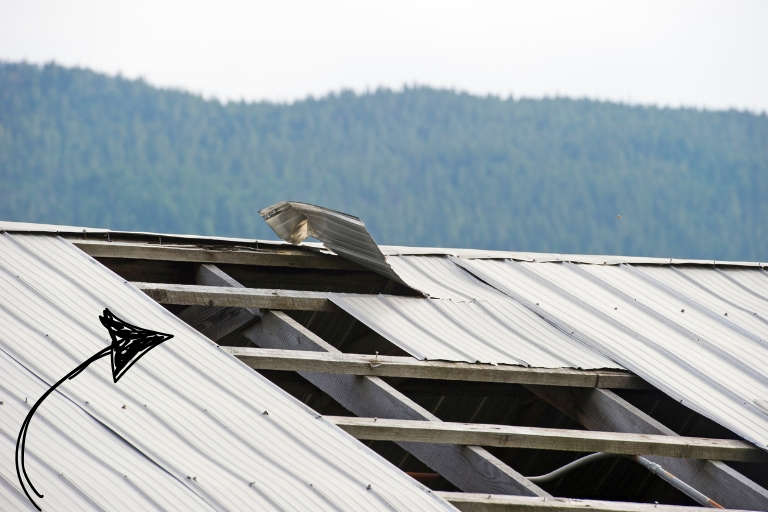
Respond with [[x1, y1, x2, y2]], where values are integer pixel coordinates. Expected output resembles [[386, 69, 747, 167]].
[[16, 308, 174, 511]]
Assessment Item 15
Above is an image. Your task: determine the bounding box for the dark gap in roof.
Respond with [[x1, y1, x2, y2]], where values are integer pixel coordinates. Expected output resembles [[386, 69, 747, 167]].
[[496, 448, 698, 506], [725, 460, 768, 490], [161, 303, 189, 315], [64, 232, 293, 251], [393, 379, 698, 505], [394, 380, 581, 429], [96, 257, 197, 284], [92, 254, 418, 296], [360, 440, 459, 491], [255, 369, 355, 418], [614, 389, 744, 440], [218, 263, 395, 294]]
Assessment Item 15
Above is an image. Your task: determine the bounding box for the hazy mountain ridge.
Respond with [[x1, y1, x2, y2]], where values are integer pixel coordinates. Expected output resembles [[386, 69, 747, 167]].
[[1, 62, 766, 260]]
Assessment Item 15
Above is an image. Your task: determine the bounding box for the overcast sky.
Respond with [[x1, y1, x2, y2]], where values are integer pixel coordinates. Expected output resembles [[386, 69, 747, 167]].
[[1, 1, 767, 111]]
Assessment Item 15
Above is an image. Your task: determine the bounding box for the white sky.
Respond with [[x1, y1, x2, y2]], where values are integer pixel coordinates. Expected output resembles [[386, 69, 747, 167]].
[[1, 1, 767, 111]]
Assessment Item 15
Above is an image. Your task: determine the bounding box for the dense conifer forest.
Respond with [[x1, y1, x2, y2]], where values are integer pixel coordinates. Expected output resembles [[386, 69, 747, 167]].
[[1, 62, 766, 260]]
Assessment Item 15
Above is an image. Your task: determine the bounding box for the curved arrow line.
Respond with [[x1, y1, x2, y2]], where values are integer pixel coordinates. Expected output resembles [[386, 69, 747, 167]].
[[15, 346, 112, 511], [16, 308, 174, 511]]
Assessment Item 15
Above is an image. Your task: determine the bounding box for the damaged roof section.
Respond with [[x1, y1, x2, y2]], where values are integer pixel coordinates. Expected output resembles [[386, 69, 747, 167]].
[[259, 202, 405, 285], [259, 202, 768, 460]]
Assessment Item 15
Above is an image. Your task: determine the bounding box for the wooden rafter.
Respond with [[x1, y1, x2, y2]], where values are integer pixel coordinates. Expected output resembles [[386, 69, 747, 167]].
[[225, 347, 648, 389], [325, 416, 768, 462], [133, 281, 337, 311], [73, 239, 364, 270]]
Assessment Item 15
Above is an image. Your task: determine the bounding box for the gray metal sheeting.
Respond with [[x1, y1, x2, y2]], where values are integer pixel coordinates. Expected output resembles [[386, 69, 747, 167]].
[[328, 256, 622, 369], [0, 233, 454, 512], [457, 258, 768, 452]]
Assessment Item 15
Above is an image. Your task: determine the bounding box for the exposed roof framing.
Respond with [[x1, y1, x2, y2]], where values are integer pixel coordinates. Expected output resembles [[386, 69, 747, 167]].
[[176, 262, 768, 508]]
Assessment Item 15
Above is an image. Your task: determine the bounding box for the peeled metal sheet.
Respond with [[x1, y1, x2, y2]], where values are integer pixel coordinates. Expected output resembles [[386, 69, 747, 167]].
[[0, 233, 455, 512], [259, 202, 403, 283], [458, 258, 768, 452], [329, 256, 621, 369]]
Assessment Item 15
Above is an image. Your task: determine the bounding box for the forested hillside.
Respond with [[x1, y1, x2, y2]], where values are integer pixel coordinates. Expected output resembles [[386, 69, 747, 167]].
[[1, 62, 766, 260]]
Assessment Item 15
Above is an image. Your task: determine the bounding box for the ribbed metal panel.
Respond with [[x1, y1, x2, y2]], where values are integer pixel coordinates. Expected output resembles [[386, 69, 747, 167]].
[[458, 258, 768, 452], [0, 233, 455, 512], [329, 256, 621, 369]]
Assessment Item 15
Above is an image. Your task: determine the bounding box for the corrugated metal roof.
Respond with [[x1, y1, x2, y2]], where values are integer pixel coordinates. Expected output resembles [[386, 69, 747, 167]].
[[0, 233, 455, 511], [456, 258, 768, 452], [328, 256, 621, 369]]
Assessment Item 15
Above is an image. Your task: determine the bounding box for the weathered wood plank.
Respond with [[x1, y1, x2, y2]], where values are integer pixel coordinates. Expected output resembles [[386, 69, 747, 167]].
[[132, 282, 337, 311], [526, 386, 768, 510], [435, 492, 753, 512], [73, 240, 365, 270], [225, 346, 648, 389], [326, 416, 768, 462], [242, 310, 548, 497]]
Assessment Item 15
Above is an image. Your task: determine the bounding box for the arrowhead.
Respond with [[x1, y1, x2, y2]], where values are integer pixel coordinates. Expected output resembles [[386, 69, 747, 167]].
[[99, 309, 174, 383]]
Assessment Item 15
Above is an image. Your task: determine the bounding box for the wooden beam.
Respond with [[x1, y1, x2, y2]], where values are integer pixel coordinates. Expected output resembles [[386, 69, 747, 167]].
[[225, 347, 649, 389], [133, 282, 337, 311], [73, 239, 366, 270], [326, 416, 768, 462], [435, 492, 753, 512], [241, 310, 548, 497], [526, 386, 768, 510]]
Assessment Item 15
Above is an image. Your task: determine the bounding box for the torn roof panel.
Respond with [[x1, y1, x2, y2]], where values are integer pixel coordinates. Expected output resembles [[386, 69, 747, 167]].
[[0, 233, 455, 512], [259, 202, 404, 284]]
